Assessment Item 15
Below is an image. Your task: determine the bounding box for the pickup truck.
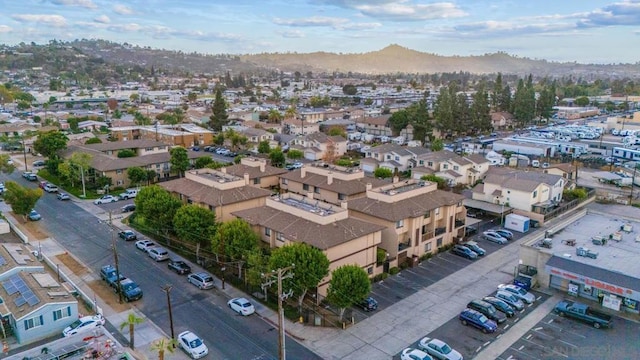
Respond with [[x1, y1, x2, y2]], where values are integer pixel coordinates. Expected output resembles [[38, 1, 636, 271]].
[[554, 300, 613, 329], [114, 278, 143, 302], [100, 265, 125, 288]]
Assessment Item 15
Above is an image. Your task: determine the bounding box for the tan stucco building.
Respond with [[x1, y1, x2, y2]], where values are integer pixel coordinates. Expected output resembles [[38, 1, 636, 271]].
[[220, 157, 287, 189]]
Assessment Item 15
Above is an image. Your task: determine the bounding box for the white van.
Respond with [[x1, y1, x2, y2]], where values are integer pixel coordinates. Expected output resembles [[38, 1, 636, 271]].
[[119, 188, 139, 200]]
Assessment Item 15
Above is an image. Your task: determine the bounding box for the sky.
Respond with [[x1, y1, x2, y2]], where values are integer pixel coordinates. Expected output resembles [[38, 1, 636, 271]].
[[1, 0, 639, 64]]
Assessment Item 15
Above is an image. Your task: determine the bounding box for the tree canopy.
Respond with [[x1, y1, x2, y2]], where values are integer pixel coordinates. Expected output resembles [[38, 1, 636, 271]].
[[169, 146, 189, 177], [326, 265, 371, 320], [209, 87, 229, 131], [135, 186, 182, 237], [4, 181, 42, 218], [174, 204, 217, 247], [33, 130, 68, 159]]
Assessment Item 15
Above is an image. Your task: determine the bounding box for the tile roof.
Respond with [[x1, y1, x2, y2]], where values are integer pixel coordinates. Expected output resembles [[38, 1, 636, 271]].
[[223, 163, 288, 179], [281, 170, 389, 195], [85, 139, 169, 151], [60, 145, 204, 171], [348, 190, 465, 222], [232, 206, 385, 250], [159, 178, 271, 206], [356, 115, 391, 126], [417, 150, 471, 165]]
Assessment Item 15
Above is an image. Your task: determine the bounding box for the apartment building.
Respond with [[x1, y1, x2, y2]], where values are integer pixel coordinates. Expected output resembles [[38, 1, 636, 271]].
[[232, 193, 385, 296], [159, 168, 272, 222], [280, 164, 389, 205], [220, 157, 287, 189], [348, 179, 466, 269], [411, 151, 490, 186], [109, 124, 214, 147], [292, 132, 347, 161], [283, 118, 320, 135]]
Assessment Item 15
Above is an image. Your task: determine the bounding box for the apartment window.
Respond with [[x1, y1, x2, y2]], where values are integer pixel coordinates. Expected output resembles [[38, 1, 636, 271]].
[[453, 166, 459, 171], [24, 315, 44, 330], [394, 156, 400, 161], [116, 169, 123, 174], [425, 242, 432, 253], [338, 193, 346, 200], [421, 225, 427, 235], [367, 267, 373, 275], [187, 199, 193, 204], [282, 179, 288, 185], [253, 178, 261, 185], [395, 220, 404, 229], [419, 160, 424, 165], [276, 232, 285, 242], [116, 180, 124, 186], [314, 186, 320, 194], [427, 161, 433, 167], [265, 228, 271, 236], [53, 306, 72, 321], [424, 211, 431, 219], [436, 237, 443, 247], [435, 208, 440, 215], [208, 205, 215, 211], [442, 164, 448, 170], [303, 184, 309, 191], [533, 190, 538, 198], [386, 155, 391, 160], [145, 147, 153, 151]]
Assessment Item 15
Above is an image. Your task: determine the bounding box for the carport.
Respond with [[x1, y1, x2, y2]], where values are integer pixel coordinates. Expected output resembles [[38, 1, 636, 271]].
[[463, 199, 513, 217]]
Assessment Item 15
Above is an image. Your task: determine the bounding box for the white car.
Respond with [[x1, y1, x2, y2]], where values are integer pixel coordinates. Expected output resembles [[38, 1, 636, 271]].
[[148, 247, 169, 261], [418, 337, 463, 360], [93, 195, 118, 204], [178, 330, 209, 359], [135, 239, 156, 252], [497, 284, 536, 304], [482, 231, 508, 244], [401, 347, 433, 360], [228, 297, 255, 316], [62, 314, 105, 337]]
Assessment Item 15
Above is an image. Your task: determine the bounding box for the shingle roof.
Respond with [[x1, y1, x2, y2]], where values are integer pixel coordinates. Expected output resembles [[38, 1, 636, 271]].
[[484, 167, 563, 192], [465, 153, 490, 165], [61, 145, 204, 171], [85, 139, 169, 151], [417, 150, 471, 165], [159, 178, 271, 206], [280, 171, 389, 195], [223, 163, 288, 179], [348, 190, 465, 221], [232, 206, 385, 250]]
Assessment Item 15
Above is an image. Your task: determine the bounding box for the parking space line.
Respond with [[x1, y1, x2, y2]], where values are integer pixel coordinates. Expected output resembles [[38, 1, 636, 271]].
[[520, 337, 569, 358], [508, 346, 544, 360], [558, 339, 578, 349], [541, 319, 587, 339]]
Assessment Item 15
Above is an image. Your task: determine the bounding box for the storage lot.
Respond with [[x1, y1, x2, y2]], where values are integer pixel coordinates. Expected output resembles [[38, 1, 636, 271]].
[[497, 309, 640, 360]]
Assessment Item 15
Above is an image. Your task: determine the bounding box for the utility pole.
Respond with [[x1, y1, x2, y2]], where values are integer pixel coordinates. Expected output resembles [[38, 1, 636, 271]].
[[21, 137, 28, 172], [110, 211, 123, 303], [261, 265, 295, 360], [162, 285, 175, 345]]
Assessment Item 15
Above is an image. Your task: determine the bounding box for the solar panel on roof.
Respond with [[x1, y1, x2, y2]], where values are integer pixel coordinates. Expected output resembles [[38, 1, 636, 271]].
[[4, 274, 40, 307], [14, 297, 26, 307], [2, 279, 18, 295], [25, 293, 40, 306], [0, 255, 6, 266]]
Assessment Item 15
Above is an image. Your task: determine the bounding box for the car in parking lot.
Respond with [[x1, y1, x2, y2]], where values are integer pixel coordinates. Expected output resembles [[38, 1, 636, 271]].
[[57, 192, 70, 201], [121, 203, 136, 212], [118, 230, 137, 241], [493, 229, 513, 240], [461, 241, 485, 256], [148, 247, 169, 261], [497, 284, 535, 304], [357, 296, 378, 312], [178, 330, 209, 359], [187, 272, 215, 290], [168, 259, 192, 275], [28, 209, 41, 221], [62, 314, 105, 337], [482, 231, 508, 244], [417, 337, 462, 360], [459, 308, 497, 334], [483, 296, 516, 318], [93, 195, 118, 204], [135, 239, 156, 252], [451, 244, 478, 260], [401, 347, 433, 360], [495, 290, 525, 311], [467, 299, 507, 324], [228, 297, 256, 316]]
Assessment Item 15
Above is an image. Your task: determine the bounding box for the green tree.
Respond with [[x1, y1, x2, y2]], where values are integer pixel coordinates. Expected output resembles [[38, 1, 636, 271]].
[[211, 218, 259, 278], [374, 167, 393, 178], [470, 82, 492, 132], [257, 140, 271, 154], [119, 313, 144, 350], [33, 130, 68, 159], [85, 137, 102, 144], [246, 248, 271, 298], [174, 204, 217, 247], [149, 337, 176, 360], [0, 154, 16, 174], [574, 96, 590, 107], [269, 242, 330, 310], [127, 167, 148, 187], [117, 149, 136, 158], [326, 265, 371, 321], [342, 84, 357, 95], [209, 87, 229, 131], [3, 181, 43, 219], [388, 110, 409, 135], [269, 148, 286, 167], [327, 127, 346, 138], [194, 156, 214, 169], [421, 174, 448, 189], [214, 133, 225, 146], [187, 92, 198, 102], [287, 149, 303, 159], [135, 186, 182, 238], [430, 138, 444, 151], [205, 161, 227, 169], [169, 146, 189, 177], [267, 109, 283, 123]]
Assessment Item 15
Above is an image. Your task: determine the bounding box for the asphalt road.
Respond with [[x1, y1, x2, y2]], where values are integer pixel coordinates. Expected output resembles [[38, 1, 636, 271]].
[[1, 171, 321, 360]]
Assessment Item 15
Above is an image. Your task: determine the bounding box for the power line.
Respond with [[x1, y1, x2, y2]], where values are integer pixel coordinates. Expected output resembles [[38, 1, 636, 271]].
[[261, 265, 294, 360]]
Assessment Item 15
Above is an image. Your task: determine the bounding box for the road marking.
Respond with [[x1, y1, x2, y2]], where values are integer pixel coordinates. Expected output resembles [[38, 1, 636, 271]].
[[533, 327, 543, 331], [476, 346, 483, 353], [518, 345, 525, 351], [483, 341, 491, 347], [514, 318, 520, 323], [558, 339, 578, 348], [503, 324, 510, 330], [547, 319, 554, 324], [526, 334, 532, 340]]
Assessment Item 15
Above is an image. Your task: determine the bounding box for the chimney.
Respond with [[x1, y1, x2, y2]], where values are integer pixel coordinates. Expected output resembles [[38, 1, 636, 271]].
[[366, 183, 372, 191], [244, 172, 250, 185], [301, 166, 306, 178], [340, 201, 348, 209], [393, 176, 399, 184], [259, 160, 265, 173], [307, 192, 314, 200], [327, 172, 333, 185]]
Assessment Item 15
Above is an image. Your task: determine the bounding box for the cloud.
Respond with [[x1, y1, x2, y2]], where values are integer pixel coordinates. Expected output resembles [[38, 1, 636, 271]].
[[108, 23, 142, 32], [94, 15, 111, 24], [334, 22, 382, 30], [11, 14, 67, 27], [0, 25, 12, 33], [279, 30, 305, 38], [273, 16, 348, 27], [447, 20, 577, 39], [113, 4, 134, 15], [578, 1, 640, 27], [50, 0, 97, 9], [316, 0, 467, 21]]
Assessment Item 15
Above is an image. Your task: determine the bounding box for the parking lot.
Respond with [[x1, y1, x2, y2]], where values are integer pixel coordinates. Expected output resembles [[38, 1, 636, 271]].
[[390, 290, 550, 360], [497, 307, 640, 360]]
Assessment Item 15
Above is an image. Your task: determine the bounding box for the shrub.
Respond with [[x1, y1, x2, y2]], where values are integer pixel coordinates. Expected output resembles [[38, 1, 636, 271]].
[[376, 248, 387, 265], [374, 167, 393, 178], [372, 273, 388, 282], [335, 159, 352, 167], [117, 149, 136, 158], [389, 267, 400, 275], [419, 253, 433, 262]]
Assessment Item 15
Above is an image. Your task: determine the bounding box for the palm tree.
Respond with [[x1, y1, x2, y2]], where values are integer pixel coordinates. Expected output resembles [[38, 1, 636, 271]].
[[284, 106, 298, 120], [267, 108, 283, 124], [119, 312, 145, 350], [150, 337, 176, 360]]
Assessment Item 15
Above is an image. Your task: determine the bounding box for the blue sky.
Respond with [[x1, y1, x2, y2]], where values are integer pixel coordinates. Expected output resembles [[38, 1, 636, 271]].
[[1, 0, 639, 64]]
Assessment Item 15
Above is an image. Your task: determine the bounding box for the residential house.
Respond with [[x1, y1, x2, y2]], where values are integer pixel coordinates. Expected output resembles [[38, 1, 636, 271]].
[[361, 144, 430, 172], [280, 163, 389, 205], [232, 193, 385, 296], [283, 118, 319, 136], [237, 128, 278, 149], [348, 179, 467, 269], [0, 243, 78, 345], [355, 115, 392, 136], [293, 132, 347, 161], [220, 157, 287, 189], [411, 151, 490, 186], [491, 111, 514, 130], [544, 162, 578, 189], [471, 167, 566, 216], [159, 168, 272, 222]]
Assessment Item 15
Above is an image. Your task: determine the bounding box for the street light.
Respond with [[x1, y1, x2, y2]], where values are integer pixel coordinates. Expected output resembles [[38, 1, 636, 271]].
[[220, 266, 226, 290], [161, 285, 175, 345]]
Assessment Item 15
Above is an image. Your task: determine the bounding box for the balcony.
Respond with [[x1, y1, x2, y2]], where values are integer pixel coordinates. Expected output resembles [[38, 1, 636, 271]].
[[398, 242, 411, 251], [455, 219, 465, 228], [421, 231, 434, 241], [435, 227, 446, 236]]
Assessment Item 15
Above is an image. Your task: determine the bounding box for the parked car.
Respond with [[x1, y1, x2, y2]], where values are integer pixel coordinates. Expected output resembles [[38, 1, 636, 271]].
[[554, 300, 613, 329], [467, 299, 507, 324], [228, 297, 256, 316], [93, 195, 118, 204], [57, 192, 70, 201], [32, 160, 46, 167], [494, 229, 514, 240], [482, 231, 508, 244], [357, 297, 378, 312], [118, 188, 139, 200], [417, 337, 463, 360], [114, 278, 143, 302], [462, 241, 485, 256], [118, 230, 137, 241], [495, 290, 525, 311], [22, 171, 37, 181], [178, 331, 209, 359], [28, 209, 41, 221], [483, 296, 516, 318], [286, 162, 303, 170], [187, 272, 215, 290], [121, 203, 136, 212], [497, 284, 536, 304], [400, 347, 433, 360], [100, 265, 125, 288], [44, 183, 59, 193], [148, 247, 169, 261], [168, 259, 192, 275], [459, 308, 498, 333], [62, 314, 105, 337], [451, 244, 478, 260], [135, 239, 156, 252]]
